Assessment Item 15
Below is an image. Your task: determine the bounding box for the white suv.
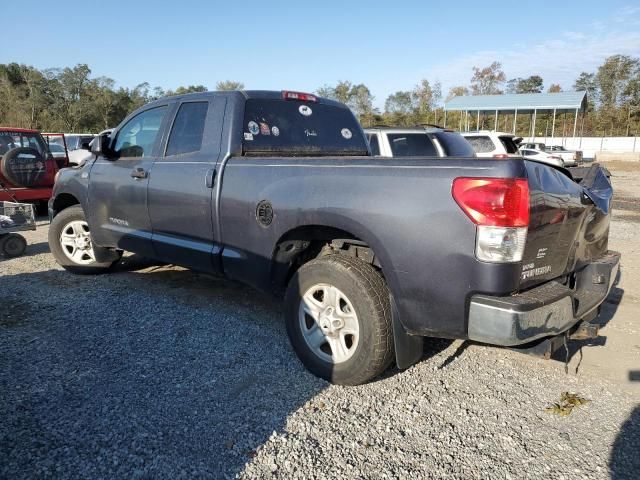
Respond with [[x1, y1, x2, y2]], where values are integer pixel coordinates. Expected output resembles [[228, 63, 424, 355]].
[[460, 131, 522, 158]]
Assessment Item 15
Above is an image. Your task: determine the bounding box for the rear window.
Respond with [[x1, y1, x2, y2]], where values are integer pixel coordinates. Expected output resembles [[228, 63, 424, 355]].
[[432, 131, 476, 157], [0, 131, 48, 157], [387, 133, 438, 157], [242, 99, 367, 156], [465, 136, 495, 153], [498, 136, 519, 154]]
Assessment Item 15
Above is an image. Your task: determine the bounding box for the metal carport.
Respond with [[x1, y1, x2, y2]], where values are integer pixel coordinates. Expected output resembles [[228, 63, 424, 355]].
[[443, 91, 588, 139]]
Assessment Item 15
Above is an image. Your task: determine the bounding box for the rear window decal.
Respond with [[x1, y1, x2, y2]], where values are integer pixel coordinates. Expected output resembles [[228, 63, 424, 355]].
[[299, 105, 312, 116], [260, 122, 271, 135], [341, 128, 352, 139], [248, 121, 260, 135], [271, 126, 280, 136], [244, 132, 254, 141]]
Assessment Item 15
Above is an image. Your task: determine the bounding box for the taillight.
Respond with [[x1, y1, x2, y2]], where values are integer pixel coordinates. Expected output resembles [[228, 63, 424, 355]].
[[282, 91, 318, 102], [452, 177, 529, 263], [492, 153, 510, 159], [452, 178, 529, 227]]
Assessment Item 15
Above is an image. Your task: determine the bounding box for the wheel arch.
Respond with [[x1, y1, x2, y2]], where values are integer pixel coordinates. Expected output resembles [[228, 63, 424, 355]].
[[51, 192, 80, 216], [270, 223, 395, 297]]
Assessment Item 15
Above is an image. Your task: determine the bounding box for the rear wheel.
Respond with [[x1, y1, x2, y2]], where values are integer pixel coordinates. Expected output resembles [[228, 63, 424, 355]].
[[0, 233, 27, 257], [285, 254, 394, 385], [48, 205, 119, 274]]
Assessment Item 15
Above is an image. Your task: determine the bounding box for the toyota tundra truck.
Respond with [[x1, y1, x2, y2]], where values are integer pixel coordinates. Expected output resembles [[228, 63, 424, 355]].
[[48, 90, 620, 385]]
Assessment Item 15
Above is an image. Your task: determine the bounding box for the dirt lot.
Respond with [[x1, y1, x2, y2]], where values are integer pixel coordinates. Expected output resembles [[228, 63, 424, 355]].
[[0, 164, 638, 479]]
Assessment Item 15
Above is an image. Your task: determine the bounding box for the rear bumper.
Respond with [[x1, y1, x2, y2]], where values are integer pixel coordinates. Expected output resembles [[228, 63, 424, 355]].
[[467, 251, 620, 346]]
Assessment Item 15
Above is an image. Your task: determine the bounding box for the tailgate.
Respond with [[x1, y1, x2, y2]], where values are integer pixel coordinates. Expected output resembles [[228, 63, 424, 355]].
[[520, 162, 612, 290]]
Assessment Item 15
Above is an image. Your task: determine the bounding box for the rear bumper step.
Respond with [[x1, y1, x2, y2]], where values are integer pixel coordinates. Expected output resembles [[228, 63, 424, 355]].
[[467, 251, 620, 346]]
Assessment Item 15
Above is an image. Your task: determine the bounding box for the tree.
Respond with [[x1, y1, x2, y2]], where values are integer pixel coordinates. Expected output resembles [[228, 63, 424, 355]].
[[316, 81, 377, 124], [384, 91, 413, 115], [216, 80, 244, 91], [547, 83, 562, 93], [470, 62, 506, 95], [597, 55, 639, 108], [446, 85, 469, 101], [412, 79, 435, 116], [506, 75, 544, 94]]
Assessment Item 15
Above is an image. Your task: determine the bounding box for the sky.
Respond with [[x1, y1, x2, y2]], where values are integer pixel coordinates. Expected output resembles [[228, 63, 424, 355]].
[[4, 0, 640, 108]]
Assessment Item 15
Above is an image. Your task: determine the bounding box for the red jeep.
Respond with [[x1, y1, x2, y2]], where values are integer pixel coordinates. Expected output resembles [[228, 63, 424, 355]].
[[0, 128, 62, 203]]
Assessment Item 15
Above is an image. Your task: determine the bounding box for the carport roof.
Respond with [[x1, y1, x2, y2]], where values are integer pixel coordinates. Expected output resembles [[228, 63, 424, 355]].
[[444, 91, 587, 113]]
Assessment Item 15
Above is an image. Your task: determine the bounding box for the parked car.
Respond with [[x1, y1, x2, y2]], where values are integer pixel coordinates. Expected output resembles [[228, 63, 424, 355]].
[[460, 131, 522, 158], [48, 90, 619, 385], [546, 145, 582, 166], [519, 148, 564, 168], [520, 142, 546, 151], [364, 127, 476, 157], [64, 133, 96, 165], [0, 127, 59, 203]]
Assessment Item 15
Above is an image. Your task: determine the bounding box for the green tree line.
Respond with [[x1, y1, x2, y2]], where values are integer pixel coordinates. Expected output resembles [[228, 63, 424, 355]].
[[1, 55, 638, 136]]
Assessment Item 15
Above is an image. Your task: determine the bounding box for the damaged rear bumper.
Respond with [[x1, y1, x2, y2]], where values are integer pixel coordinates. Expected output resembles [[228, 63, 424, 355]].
[[467, 251, 620, 346]]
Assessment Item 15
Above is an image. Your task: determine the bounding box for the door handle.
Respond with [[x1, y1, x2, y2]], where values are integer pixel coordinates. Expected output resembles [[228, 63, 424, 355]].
[[130, 167, 148, 179], [206, 168, 217, 188]]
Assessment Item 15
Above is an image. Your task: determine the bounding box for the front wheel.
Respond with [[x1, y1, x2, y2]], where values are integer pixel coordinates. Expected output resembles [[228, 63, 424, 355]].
[[284, 254, 394, 385], [48, 205, 120, 274]]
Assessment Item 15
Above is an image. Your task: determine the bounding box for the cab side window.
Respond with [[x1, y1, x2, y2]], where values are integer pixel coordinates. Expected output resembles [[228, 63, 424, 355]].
[[367, 133, 381, 156], [114, 106, 168, 158], [165, 102, 209, 156]]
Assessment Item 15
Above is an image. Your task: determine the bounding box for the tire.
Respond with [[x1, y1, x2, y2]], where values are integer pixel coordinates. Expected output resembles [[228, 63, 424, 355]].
[[0, 147, 47, 188], [0, 233, 27, 257], [48, 205, 119, 274], [284, 254, 394, 385]]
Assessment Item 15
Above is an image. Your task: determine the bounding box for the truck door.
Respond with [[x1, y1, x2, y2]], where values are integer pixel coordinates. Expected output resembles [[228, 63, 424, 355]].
[[147, 96, 226, 273], [87, 104, 171, 257]]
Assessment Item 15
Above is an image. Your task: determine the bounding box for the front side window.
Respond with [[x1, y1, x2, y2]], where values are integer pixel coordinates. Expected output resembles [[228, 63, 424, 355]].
[[465, 136, 495, 153], [387, 133, 438, 157], [165, 102, 208, 156], [114, 106, 168, 158]]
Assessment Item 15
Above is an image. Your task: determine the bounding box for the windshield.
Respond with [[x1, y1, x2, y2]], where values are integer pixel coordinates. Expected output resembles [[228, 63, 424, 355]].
[[0, 131, 48, 157], [387, 133, 438, 157], [242, 99, 368, 156]]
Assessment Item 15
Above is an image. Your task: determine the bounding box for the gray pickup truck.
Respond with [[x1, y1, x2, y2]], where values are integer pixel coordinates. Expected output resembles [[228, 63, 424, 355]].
[[48, 90, 620, 385]]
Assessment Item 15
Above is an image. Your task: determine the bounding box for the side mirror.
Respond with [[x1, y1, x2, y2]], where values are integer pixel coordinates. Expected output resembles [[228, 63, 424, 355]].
[[91, 133, 114, 158]]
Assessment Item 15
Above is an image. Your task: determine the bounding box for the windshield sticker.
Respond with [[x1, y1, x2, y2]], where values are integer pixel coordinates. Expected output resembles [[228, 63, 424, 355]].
[[299, 105, 312, 116], [341, 128, 352, 139], [260, 122, 271, 135], [248, 121, 260, 135], [304, 129, 317, 137], [244, 132, 254, 141], [271, 126, 280, 137]]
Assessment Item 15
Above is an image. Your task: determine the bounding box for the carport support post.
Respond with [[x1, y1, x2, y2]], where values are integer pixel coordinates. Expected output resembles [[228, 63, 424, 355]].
[[532, 109, 537, 141], [573, 108, 578, 137], [551, 108, 556, 139], [513, 109, 518, 134], [494, 109, 498, 131], [477, 110, 480, 130], [443, 109, 447, 128]]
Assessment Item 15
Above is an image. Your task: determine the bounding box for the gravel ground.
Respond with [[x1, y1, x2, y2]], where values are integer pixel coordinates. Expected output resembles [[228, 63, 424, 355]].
[[1, 168, 639, 479]]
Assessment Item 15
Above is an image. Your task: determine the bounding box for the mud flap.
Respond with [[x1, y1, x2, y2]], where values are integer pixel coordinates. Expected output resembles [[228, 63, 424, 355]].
[[93, 245, 121, 263], [390, 294, 423, 369]]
